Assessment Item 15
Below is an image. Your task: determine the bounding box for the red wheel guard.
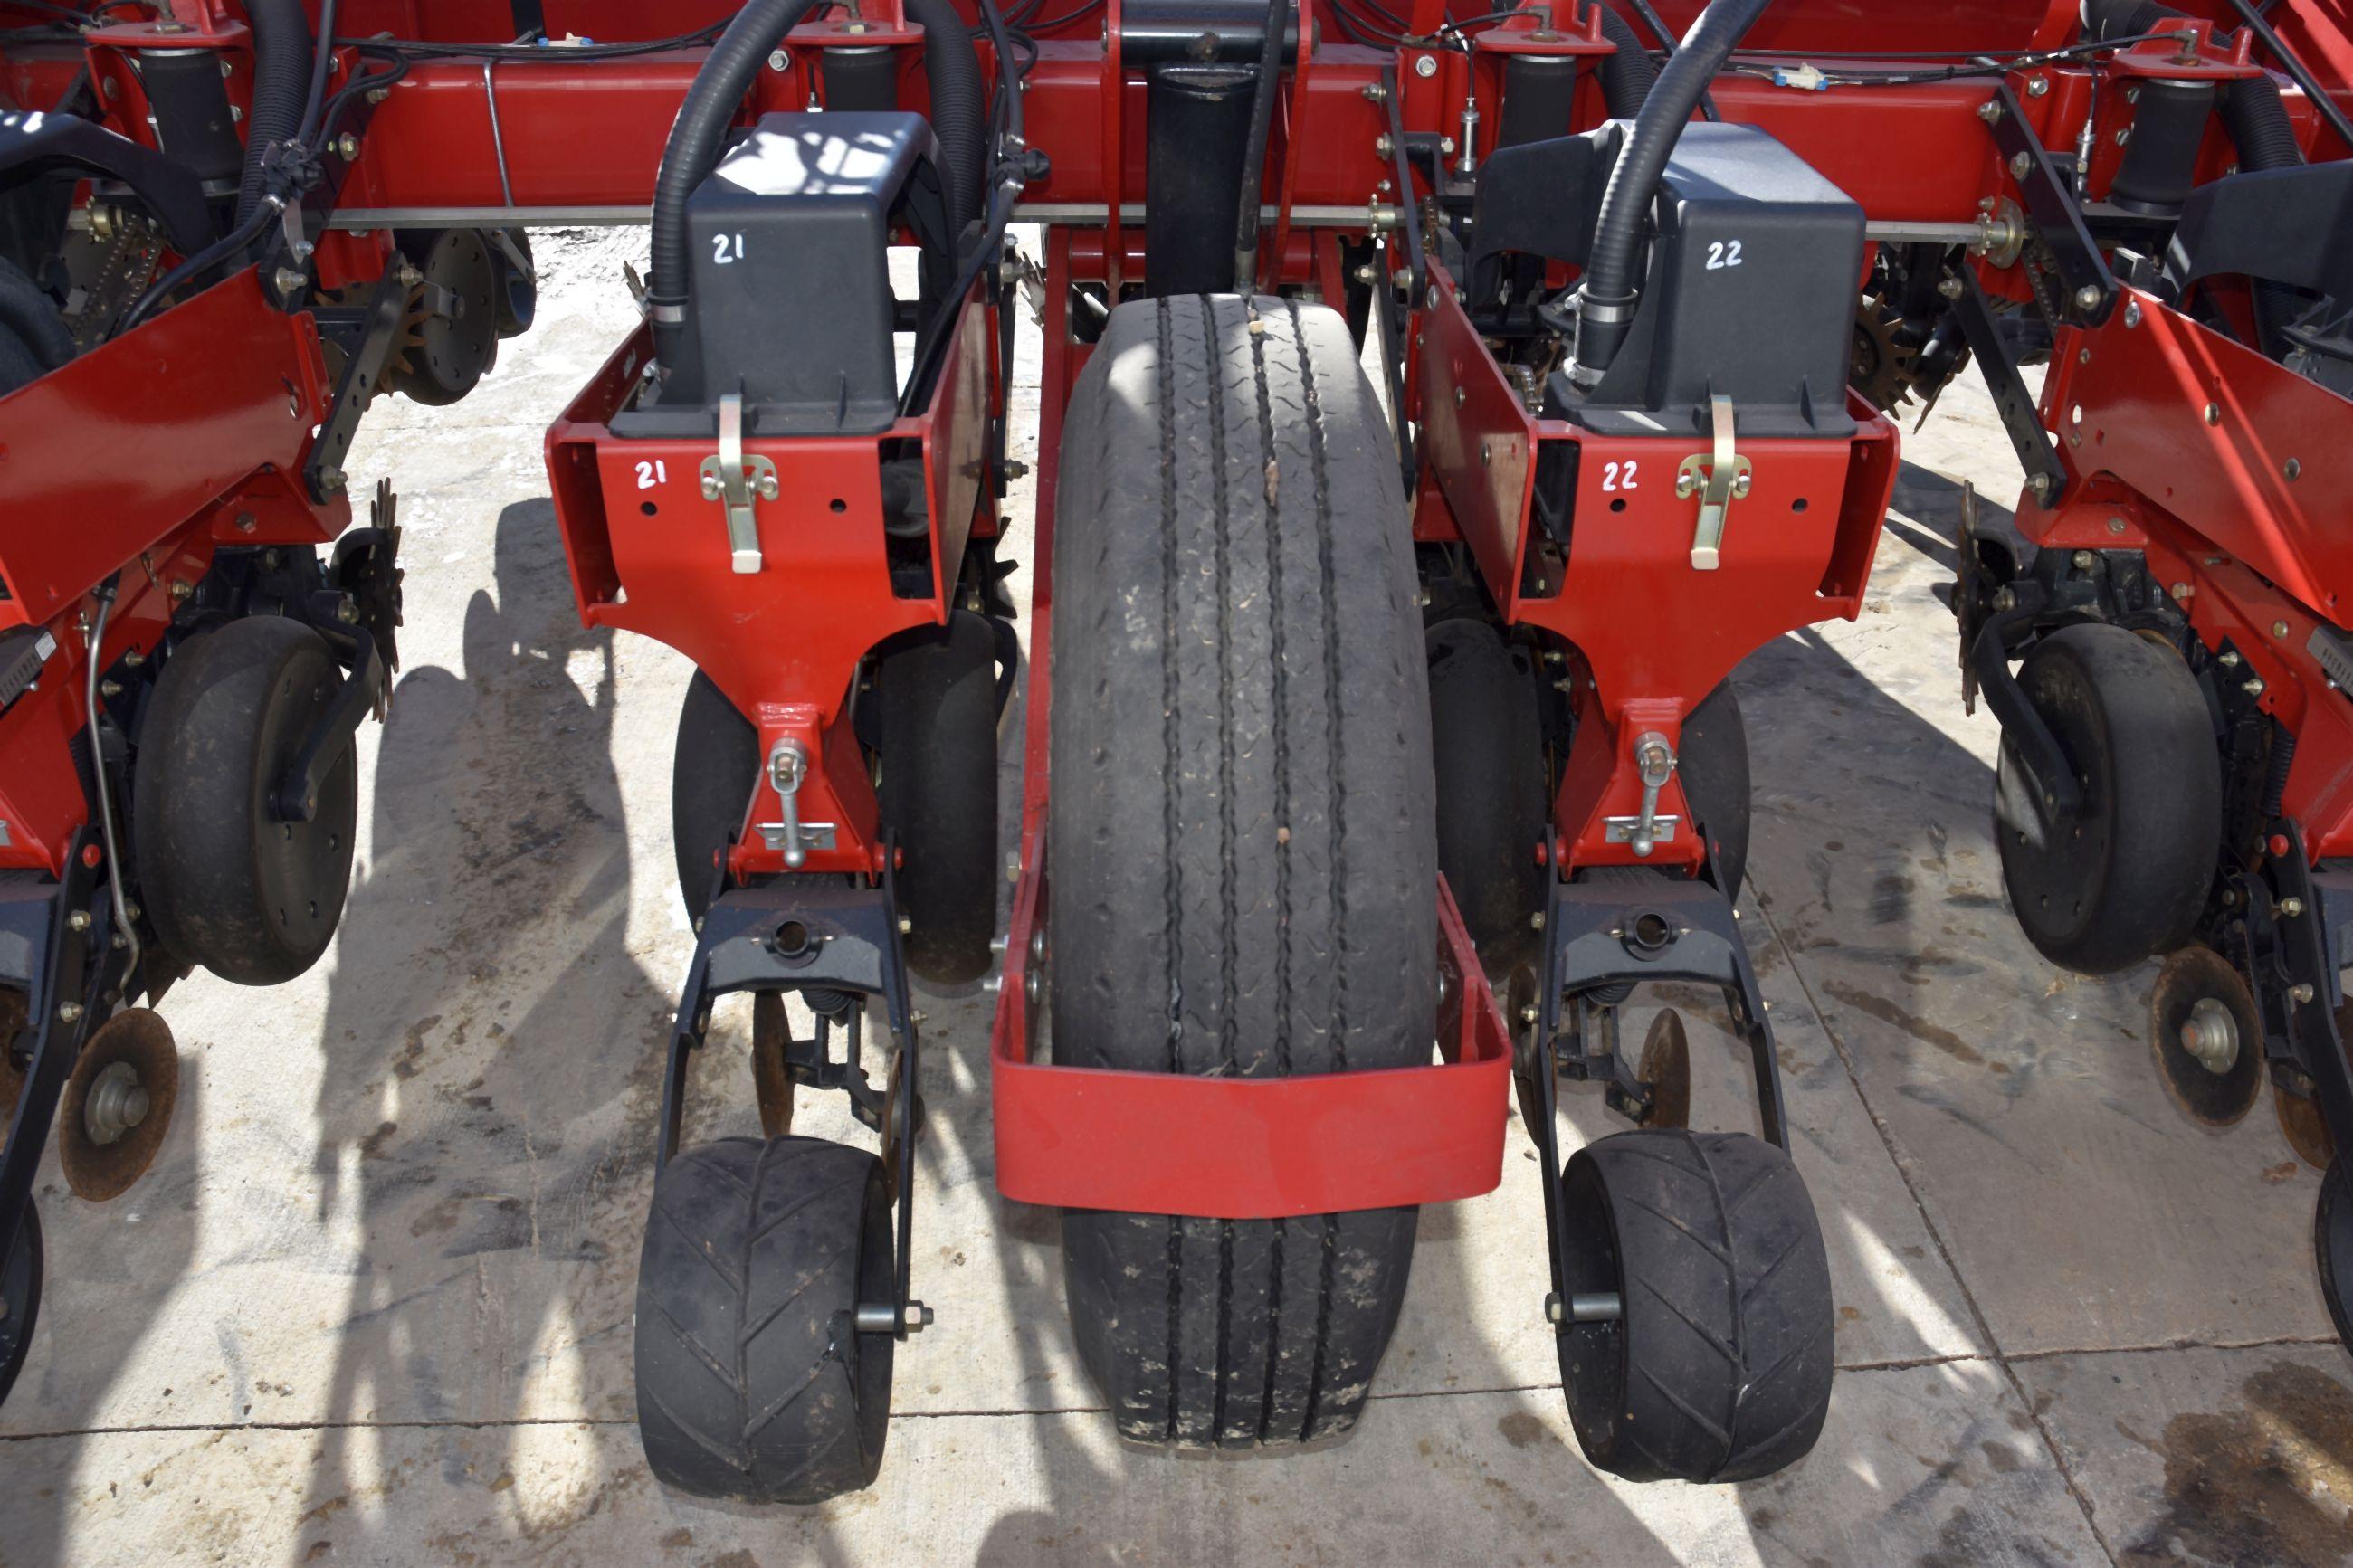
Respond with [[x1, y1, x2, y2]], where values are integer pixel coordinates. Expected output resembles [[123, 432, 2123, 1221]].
[[990, 871, 1513, 1220]]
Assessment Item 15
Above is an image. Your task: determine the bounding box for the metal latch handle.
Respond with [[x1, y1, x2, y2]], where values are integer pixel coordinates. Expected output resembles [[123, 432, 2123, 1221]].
[[1676, 394, 1752, 571], [700, 393, 778, 575]]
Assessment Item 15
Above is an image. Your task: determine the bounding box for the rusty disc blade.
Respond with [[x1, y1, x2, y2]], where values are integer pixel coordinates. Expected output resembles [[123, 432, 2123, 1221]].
[[2278, 1003, 2353, 1171], [58, 1008, 177, 1202], [2148, 946, 2263, 1127], [1505, 964, 1547, 1147], [750, 993, 795, 1141], [1637, 1009, 1693, 1130]]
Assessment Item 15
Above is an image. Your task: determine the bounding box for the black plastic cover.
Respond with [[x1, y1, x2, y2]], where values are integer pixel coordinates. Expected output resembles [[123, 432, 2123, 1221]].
[[626, 112, 949, 439], [1552, 122, 1863, 439]]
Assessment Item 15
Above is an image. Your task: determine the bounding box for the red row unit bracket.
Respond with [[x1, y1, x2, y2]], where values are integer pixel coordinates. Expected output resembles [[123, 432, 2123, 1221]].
[[991, 865, 1513, 1220]]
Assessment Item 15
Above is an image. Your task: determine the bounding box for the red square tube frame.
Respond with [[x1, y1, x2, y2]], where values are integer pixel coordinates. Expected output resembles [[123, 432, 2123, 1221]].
[[990, 861, 1514, 1220]]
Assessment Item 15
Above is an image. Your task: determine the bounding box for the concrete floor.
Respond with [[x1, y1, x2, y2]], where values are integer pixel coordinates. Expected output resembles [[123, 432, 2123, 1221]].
[[4, 231, 2351, 1567]]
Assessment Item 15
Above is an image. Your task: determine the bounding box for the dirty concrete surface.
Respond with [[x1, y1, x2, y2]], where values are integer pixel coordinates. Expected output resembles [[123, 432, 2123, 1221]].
[[4, 230, 2351, 1568]]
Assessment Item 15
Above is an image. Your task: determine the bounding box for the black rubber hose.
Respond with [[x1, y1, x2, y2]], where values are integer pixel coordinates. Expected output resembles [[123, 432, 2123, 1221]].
[[1571, 0, 1772, 379], [2220, 70, 2304, 170], [234, 0, 310, 225], [647, 0, 985, 367], [2218, 71, 2306, 355], [2082, 0, 2180, 42], [905, 0, 987, 242], [648, 0, 822, 363], [1232, 0, 1291, 288], [1583, 1, 1660, 119]]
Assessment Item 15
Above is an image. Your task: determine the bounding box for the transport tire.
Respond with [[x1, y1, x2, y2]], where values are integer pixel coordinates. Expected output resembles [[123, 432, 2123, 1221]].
[[133, 615, 357, 985], [634, 1136, 895, 1502], [1427, 619, 1547, 967], [1558, 1128, 1834, 1483], [872, 611, 1000, 984], [1996, 623, 2220, 974], [1050, 293, 1436, 1446], [671, 670, 761, 922]]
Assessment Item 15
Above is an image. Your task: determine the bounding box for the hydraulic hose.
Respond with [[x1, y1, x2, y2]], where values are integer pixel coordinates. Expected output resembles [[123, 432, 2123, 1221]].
[[2082, 0, 2179, 41], [646, 0, 986, 368], [1583, 1, 1660, 119], [233, 0, 310, 225], [1570, 0, 1773, 381]]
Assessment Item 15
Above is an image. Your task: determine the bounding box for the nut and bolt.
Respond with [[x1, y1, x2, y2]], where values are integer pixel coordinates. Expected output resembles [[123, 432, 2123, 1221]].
[[2282, 898, 2307, 917], [68, 911, 90, 933], [1374, 132, 1394, 158], [767, 48, 789, 69], [1519, 1003, 1540, 1026], [2285, 458, 2302, 481], [2292, 984, 2318, 1004], [2073, 284, 2102, 313], [2244, 678, 2266, 697], [2124, 301, 2143, 328], [2274, 621, 2291, 639], [2204, 403, 2222, 425], [2114, 127, 2132, 147], [2072, 550, 2095, 570], [1937, 274, 1965, 300], [897, 916, 912, 935], [2010, 151, 2034, 179], [168, 579, 193, 602], [1992, 586, 2018, 612], [2170, 582, 2193, 601], [1361, 82, 1387, 102], [57, 1002, 82, 1024], [2107, 518, 2127, 536], [1529, 911, 1546, 930], [2218, 651, 2241, 667], [272, 266, 309, 299], [1978, 100, 2003, 123], [1414, 53, 1437, 77], [2026, 75, 2049, 97], [336, 133, 358, 159]]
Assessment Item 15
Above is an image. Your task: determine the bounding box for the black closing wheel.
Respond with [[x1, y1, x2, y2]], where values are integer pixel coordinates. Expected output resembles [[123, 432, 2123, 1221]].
[[134, 615, 358, 985], [2318, 1155, 2353, 1349], [634, 1136, 895, 1503], [0, 1200, 40, 1409], [671, 670, 761, 923], [1996, 624, 2221, 974], [1051, 294, 1434, 1446], [1558, 1129, 1835, 1483], [1428, 619, 1547, 966], [872, 611, 1000, 984], [1681, 679, 1751, 902]]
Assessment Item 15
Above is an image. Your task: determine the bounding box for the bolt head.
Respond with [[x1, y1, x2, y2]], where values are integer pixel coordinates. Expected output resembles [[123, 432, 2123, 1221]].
[[2205, 403, 2222, 425], [57, 1002, 81, 1023], [2171, 582, 2192, 601], [68, 911, 90, 932], [1519, 1003, 1540, 1025], [2010, 150, 2034, 178], [2026, 75, 2049, 97], [2073, 284, 2101, 312], [2274, 621, 2291, 639], [2124, 301, 2143, 328], [1414, 53, 1437, 78], [2072, 550, 2095, 570], [1978, 100, 2003, 122], [2107, 518, 2126, 535], [2285, 458, 2302, 482], [767, 48, 788, 70], [2283, 898, 2307, 917]]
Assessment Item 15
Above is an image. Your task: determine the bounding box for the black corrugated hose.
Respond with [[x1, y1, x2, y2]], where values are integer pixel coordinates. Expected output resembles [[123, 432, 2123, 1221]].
[[1583, 1, 1661, 119], [233, 0, 310, 225], [647, 0, 986, 369], [1569, 0, 1773, 381]]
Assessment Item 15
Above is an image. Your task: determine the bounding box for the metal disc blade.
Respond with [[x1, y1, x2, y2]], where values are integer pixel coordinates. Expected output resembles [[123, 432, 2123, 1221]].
[[58, 1008, 177, 1202], [2317, 1158, 2353, 1350], [750, 993, 795, 1141], [1638, 1009, 1692, 1131], [0, 1198, 41, 1408], [2148, 946, 2263, 1127]]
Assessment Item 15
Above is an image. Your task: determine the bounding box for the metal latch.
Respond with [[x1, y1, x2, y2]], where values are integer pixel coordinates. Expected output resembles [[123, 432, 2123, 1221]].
[[1676, 394, 1751, 571], [700, 393, 777, 575], [1602, 730, 1679, 857], [763, 739, 838, 868]]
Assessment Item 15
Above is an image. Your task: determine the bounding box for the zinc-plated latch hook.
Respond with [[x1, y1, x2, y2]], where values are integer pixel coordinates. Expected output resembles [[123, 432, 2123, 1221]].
[[700, 393, 778, 575], [768, 738, 810, 869], [1630, 731, 1677, 859], [1676, 394, 1752, 571]]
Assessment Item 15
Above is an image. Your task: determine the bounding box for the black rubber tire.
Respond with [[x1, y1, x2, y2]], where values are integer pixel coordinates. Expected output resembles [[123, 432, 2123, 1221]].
[[1681, 679, 1750, 902], [0, 1198, 40, 1410], [1996, 623, 2221, 974], [2318, 1156, 2353, 1350], [671, 670, 762, 923], [1050, 293, 1435, 1447], [1558, 1129, 1835, 1483], [133, 616, 357, 986], [634, 1136, 895, 1503], [872, 611, 999, 984], [1428, 619, 1547, 967]]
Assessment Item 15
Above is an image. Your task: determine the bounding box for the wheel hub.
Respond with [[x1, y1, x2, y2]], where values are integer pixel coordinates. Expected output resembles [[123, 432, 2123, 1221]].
[[81, 1060, 148, 1145], [2180, 996, 2241, 1074]]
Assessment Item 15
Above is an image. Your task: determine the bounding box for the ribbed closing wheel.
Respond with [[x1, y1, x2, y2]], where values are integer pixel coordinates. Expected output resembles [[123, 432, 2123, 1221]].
[[1558, 1129, 1835, 1483], [1995, 623, 2221, 974], [634, 1136, 895, 1503], [1050, 294, 1437, 1447]]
